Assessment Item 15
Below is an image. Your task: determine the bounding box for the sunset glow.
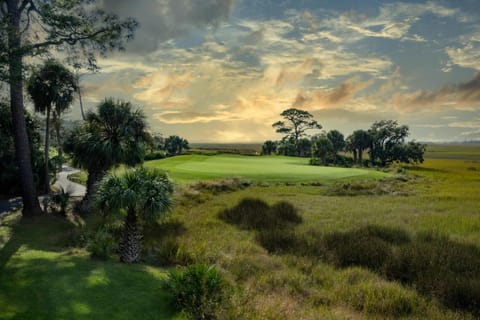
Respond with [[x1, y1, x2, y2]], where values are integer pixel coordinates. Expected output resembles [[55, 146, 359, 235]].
[[78, 0, 480, 142]]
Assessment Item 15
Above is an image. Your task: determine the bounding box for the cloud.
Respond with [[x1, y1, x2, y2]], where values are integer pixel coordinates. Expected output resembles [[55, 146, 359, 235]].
[[321, 1, 459, 43], [391, 73, 480, 111], [99, 0, 234, 53], [445, 35, 480, 71], [293, 79, 374, 110], [153, 110, 241, 124]]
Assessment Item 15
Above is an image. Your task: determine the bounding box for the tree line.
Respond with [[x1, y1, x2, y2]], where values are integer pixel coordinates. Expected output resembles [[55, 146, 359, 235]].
[[263, 108, 426, 167]]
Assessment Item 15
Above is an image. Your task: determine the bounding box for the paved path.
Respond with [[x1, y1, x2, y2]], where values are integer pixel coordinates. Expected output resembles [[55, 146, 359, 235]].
[[0, 166, 86, 217]]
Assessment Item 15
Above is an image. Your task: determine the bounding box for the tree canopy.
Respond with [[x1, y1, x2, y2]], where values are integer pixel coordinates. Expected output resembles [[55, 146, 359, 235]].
[[27, 59, 77, 196], [1, 0, 137, 216], [272, 108, 322, 144], [64, 99, 148, 212]]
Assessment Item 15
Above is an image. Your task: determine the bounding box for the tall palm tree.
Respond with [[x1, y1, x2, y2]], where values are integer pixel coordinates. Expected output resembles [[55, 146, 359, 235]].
[[63, 99, 149, 212], [97, 167, 173, 263], [27, 60, 77, 197], [350, 130, 372, 165]]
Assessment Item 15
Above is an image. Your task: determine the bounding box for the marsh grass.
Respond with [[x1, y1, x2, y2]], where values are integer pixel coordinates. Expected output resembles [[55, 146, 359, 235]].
[[2, 157, 480, 319], [218, 198, 302, 230]]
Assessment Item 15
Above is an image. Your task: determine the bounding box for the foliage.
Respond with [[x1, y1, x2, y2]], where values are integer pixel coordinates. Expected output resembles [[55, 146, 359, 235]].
[[326, 130, 345, 165], [144, 151, 166, 161], [87, 227, 117, 259], [275, 136, 297, 156], [163, 264, 226, 319], [261, 140, 277, 155], [96, 167, 174, 263], [346, 129, 372, 165], [51, 187, 70, 216], [165, 135, 189, 156], [385, 234, 480, 312], [219, 198, 302, 230], [368, 120, 426, 166], [296, 138, 312, 157], [1, 0, 138, 216], [27, 60, 77, 194], [64, 99, 149, 212], [272, 108, 322, 153], [0, 1, 138, 78], [323, 228, 393, 271], [0, 101, 44, 196], [311, 135, 333, 165]]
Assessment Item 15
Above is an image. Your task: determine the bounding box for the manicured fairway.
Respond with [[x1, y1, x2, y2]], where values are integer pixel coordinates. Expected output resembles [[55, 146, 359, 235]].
[[146, 154, 388, 183]]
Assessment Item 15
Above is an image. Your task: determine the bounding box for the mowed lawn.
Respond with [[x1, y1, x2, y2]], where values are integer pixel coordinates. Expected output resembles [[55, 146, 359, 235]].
[[146, 154, 388, 183]]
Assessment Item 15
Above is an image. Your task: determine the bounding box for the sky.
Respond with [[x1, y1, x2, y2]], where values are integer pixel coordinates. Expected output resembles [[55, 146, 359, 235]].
[[77, 0, 480, 143]]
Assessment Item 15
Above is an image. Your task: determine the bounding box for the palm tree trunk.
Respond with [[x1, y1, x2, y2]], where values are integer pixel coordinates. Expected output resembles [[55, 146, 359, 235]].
[[353, 149, 357, 164], [359, 148, 363, 166], [44, 108, 51, 195], [120, 208, 141, 263], [7, 0, 42, 216], [79, 166, 106, 213]]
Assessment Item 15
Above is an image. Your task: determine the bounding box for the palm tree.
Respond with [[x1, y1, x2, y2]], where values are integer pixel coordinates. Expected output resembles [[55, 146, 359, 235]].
[[349, 130, 372, 165], [327, 130, 345, 165], [97, 167, 173, 263], [27, 60, 77, 198], [63, 99, 149, 212], [312, 135, 333, 165]]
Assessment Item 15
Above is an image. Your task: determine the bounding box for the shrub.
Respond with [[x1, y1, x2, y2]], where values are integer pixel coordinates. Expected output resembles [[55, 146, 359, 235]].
[[87, 227, 117, 259], [142, 236, 192, 266], [144, 151, 166, 160], [256, 229, 302, 254], [163, 264, 226, 319], [384, 235, 480, 312], [218, 198, 302, 230], [323, 229, 391, 271], [51, 187, 70, 215], [270, 201, 303, 225], [360, 225, 411, 245]]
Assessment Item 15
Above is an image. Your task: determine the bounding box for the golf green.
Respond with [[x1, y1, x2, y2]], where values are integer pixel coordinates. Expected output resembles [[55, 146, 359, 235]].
[[145, 154, 388, 183]]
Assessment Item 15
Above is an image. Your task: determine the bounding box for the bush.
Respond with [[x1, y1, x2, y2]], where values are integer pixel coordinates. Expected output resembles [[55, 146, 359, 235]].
[[218, 198, 302, 230], [144, 151, 166, 160], [360, 225, 410, 245], [270, 201, 303, 225], [163, 264, 226, 319], [384, 235, 480, 311], [51, 187, 70, 215], [323, 229, 391, 271], [256, 229, 302, 254], [142, 236, 192, 266], [87, 227, 117, 259]]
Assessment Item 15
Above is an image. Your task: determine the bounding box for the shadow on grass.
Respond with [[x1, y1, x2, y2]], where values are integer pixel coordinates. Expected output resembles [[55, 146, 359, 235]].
[[402, 165, 447, 173], [0, 214, 180, 320]]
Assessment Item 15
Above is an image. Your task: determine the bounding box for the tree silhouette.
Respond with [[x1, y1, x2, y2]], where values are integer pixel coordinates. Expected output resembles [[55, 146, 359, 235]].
[[27, 60, 77, 198], [272, 108, 321, 155], [0, 0, 137, 216]]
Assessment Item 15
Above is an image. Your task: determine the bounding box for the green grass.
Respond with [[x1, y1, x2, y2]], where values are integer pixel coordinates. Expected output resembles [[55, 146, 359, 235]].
[[2, 154, 480, 319], [146, 154, 388, 183], [425, 143, 480, 160], [0, 215, 183, 320]]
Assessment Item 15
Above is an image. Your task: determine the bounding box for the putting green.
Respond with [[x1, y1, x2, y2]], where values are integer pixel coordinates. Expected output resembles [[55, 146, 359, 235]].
[[145, 154, 388, 183]]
